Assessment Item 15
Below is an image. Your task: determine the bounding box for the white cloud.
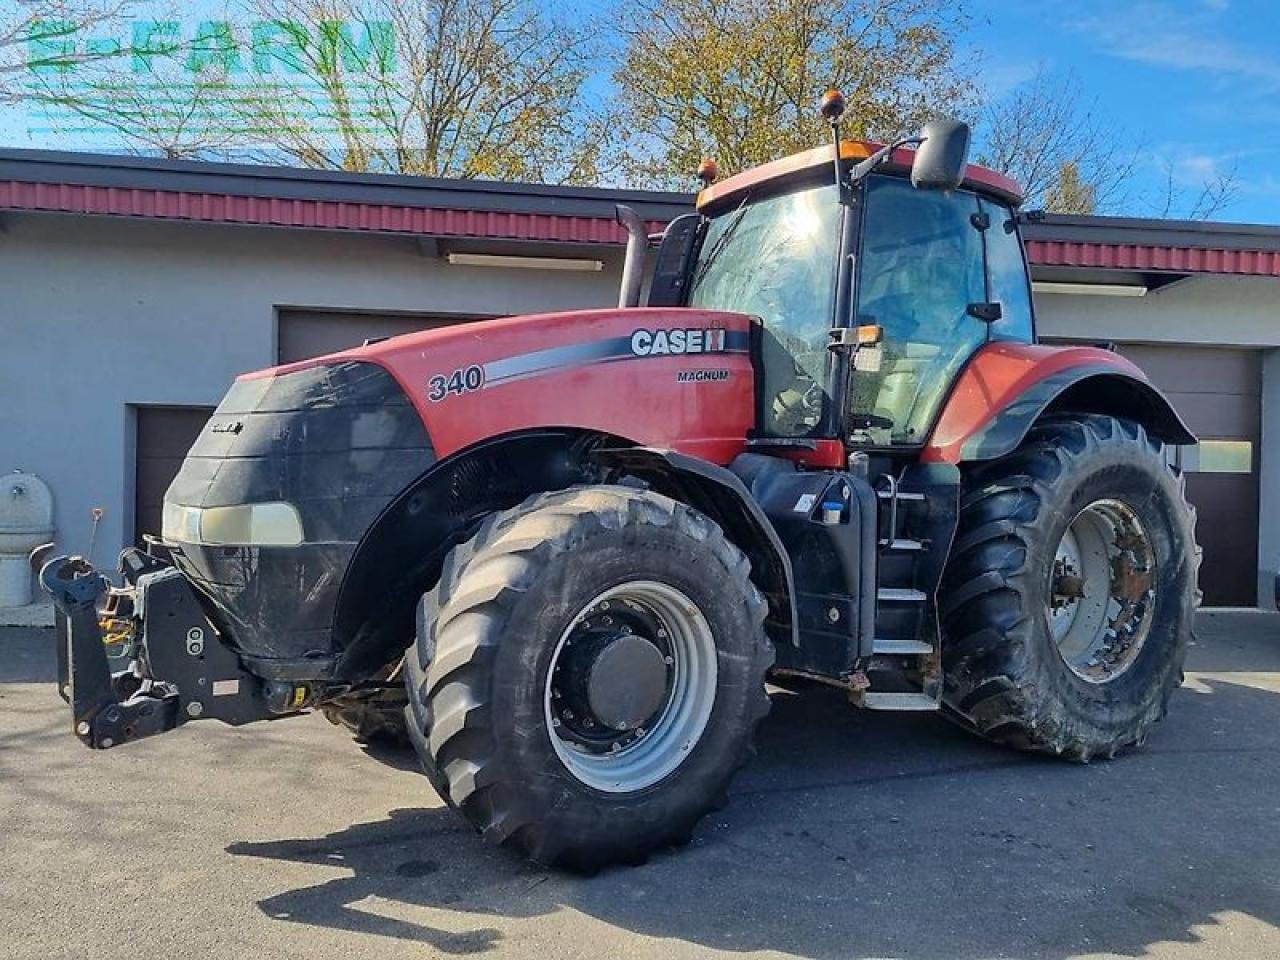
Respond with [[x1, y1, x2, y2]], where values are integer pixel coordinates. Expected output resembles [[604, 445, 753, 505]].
[[979, 60, 1043, 101], [1073, 2, 1280, 89]]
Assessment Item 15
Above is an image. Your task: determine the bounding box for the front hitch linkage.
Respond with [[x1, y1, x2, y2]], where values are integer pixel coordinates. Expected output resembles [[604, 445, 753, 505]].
[[35, 547, 271, 749]]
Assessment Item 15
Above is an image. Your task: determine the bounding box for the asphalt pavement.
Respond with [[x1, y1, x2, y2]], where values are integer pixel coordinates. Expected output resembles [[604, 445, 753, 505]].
[[2, 609, 1278, 960]]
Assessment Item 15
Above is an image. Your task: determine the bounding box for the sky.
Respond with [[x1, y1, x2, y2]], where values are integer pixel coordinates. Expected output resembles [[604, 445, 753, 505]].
[[4, 0, 1280, 224], [965, 0, 1280, 223]]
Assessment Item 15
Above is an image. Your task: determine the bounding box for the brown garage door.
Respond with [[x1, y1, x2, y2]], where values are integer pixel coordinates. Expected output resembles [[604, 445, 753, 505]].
[[1117, 345, 1260, 606], [278, 309, 484, 364], [134, 406, 214, 544]]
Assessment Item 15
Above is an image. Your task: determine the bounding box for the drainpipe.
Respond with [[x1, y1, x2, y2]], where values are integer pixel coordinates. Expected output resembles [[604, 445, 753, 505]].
[[615, 205, 648, 308]]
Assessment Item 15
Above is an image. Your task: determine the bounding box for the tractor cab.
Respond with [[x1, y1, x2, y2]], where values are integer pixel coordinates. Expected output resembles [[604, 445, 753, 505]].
[[650, 114, 1031, 454]]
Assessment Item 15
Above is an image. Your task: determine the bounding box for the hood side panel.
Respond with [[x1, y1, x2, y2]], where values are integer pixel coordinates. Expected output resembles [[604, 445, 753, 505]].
[[252, 308, 759, 464]]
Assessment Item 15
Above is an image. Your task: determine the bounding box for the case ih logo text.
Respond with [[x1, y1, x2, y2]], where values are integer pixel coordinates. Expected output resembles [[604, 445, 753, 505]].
[[630, 328, 728, 356]]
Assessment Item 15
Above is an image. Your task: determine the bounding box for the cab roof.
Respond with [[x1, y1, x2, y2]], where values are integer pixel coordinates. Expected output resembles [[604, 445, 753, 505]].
[[695, 140, 1023, 215]]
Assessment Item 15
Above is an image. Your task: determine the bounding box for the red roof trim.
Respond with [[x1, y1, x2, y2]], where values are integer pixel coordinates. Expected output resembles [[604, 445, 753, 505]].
[[4, 178, 1280, 279], [0, 179, 665, 244], [1025, 239, 1280, 278]]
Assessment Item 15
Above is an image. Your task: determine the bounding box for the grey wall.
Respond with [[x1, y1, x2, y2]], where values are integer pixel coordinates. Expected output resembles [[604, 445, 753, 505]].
[[1037, 275, 1280, 607], [0, 212, 624, 582]]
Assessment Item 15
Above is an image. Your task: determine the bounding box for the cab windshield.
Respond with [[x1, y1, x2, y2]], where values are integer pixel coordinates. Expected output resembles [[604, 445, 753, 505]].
[[687, 183, 842, 437]]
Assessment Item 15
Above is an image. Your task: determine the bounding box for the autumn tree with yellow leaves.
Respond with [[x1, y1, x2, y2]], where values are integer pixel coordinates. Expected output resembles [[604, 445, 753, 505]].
[[611, 0, 974, 188]]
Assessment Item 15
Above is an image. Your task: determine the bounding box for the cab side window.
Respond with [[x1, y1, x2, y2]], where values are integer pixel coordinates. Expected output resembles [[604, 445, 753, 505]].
[[981, 199, 1034, 342]]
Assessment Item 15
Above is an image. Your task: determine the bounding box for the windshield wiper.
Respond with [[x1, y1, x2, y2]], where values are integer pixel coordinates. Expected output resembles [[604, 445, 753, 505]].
[[689, 191, 753, 293]]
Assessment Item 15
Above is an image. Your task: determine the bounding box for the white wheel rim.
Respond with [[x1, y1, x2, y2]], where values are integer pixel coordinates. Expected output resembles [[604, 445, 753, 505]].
[[544, 580, 718, 793], [1048, 498, 1157, 684]]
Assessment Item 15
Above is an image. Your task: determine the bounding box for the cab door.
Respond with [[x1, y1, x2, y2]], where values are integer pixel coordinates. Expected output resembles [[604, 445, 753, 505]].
[[847, 177, 987, 446]]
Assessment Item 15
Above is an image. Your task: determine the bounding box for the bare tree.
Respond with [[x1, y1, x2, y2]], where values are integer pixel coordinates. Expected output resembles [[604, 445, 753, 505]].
[[977, 68, 1136, 215], [612, 0, 975, 189], [1150, 155, 1239, 221], [225, 0, 604, 181], [0, 1, 136, 106], [22, 0, 605, 182]]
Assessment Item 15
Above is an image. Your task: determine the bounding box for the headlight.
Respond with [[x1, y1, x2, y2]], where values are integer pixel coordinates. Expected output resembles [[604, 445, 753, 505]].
[[162, 501, 305, 547]]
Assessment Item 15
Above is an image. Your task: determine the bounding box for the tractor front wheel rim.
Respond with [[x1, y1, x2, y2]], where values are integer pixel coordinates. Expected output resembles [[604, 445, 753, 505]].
[[545, 580, 718, 793], [1048, 498, 1157, 684]]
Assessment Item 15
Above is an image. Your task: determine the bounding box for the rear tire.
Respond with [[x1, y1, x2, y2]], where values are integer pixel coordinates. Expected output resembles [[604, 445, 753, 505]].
[[940, 415, 1199, 761], [403, 485, 772, 870]]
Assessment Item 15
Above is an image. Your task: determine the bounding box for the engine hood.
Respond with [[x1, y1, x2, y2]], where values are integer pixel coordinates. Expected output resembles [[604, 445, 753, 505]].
[[241, 306, 758, 460]]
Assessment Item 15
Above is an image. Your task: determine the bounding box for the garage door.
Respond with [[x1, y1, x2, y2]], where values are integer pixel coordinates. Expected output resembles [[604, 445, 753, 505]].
[[134, 405, 214, 544], [1117, 345, 1260, 606], [277, 309, 484, 364]]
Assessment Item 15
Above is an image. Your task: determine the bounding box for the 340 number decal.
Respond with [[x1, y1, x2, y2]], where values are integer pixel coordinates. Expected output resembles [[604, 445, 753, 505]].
[[428, 364, 485, 402]]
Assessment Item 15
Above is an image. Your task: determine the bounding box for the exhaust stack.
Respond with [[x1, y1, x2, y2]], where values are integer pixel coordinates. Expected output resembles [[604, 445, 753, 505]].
[[615, 204, 647, 308]]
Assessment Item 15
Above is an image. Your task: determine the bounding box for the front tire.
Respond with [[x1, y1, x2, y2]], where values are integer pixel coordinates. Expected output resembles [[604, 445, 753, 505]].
[[940, 415, 1199, 760], [403, 485, 772, 870]]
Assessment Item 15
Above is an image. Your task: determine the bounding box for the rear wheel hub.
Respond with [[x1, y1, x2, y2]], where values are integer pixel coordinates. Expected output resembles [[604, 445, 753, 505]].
[[1048, 498, 1157, 684]]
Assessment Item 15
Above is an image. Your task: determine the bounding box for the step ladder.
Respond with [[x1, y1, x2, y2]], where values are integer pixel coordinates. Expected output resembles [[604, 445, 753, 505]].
[[862, 475, 941, 712]]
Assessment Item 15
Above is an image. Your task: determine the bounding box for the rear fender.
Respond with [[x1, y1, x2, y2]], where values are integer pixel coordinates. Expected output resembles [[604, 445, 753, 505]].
[[593, 447, 799, 648], [925, 343, 1196, 463]]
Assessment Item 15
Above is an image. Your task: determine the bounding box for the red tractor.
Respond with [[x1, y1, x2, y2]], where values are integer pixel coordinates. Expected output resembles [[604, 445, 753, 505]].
[[38, 95, 1198, 871]]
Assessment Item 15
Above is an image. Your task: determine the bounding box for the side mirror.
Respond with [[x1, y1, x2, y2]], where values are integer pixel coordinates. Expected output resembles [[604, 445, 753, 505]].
[[911, 119, 971, 192]]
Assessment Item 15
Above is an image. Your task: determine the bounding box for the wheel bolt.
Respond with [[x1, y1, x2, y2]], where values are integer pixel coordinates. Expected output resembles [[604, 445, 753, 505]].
[[562, 709, 574, 720], [656, 629, 667, 639], [609, 741, 622, 753], [664, 655, 674, 665], [584, 718, 594, 728], [552, 718, 561, 728]]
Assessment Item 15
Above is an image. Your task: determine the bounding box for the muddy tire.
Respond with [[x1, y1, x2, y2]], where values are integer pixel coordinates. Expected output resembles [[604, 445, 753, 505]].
[[403, 485, 773, 871], [321, 660, 410, 746], [940, 414, 1199, 761]]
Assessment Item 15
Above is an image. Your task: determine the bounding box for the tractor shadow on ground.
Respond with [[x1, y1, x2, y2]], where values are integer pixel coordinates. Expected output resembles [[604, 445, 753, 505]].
[[229, 665, 1280, 960]]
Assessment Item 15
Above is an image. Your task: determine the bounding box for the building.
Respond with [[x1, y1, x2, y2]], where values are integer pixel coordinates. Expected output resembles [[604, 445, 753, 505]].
[[2, 149, 1278, 609]]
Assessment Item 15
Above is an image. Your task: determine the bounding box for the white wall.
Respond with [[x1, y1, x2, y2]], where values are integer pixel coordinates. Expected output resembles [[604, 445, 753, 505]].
[[1036, 275, 1280, 347], [0, 212, 624, 574]]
